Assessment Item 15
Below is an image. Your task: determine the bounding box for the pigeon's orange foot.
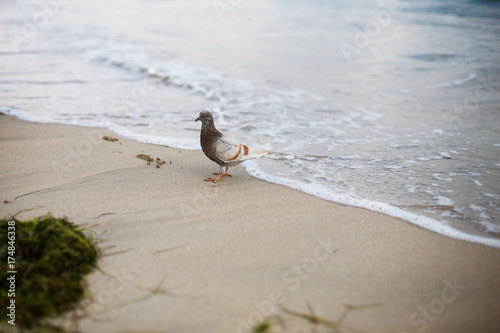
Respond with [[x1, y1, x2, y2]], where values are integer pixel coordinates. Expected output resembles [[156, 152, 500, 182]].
[[213, 172, 232, 177], [205, 174, 223, 182]]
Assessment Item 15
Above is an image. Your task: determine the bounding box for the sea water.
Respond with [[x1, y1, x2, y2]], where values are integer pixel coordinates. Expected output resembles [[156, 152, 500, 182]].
[[1, 0, 499, 248]]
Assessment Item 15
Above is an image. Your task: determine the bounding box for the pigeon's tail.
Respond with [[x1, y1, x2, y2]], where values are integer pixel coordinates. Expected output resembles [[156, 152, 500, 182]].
[[243, 148, 270, 161]]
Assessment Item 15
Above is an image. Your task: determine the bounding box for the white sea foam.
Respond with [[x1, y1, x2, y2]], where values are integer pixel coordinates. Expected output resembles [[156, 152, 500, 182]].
[[435, 196, 454, 206], [425, 71, 478, 89], [478, 220, 500, 233], [2, 107, 200, 150]]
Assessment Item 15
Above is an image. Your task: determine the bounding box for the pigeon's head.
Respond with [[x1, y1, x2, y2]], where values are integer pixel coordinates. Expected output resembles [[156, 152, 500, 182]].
[[195, 111, 214, 125]]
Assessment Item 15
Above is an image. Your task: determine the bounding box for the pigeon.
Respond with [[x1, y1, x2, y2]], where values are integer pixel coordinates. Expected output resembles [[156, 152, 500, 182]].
[[195, 111, 270, 182]]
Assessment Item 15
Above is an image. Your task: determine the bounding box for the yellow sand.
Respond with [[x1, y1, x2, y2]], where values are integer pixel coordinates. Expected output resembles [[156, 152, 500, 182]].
[[1, 115, 499, 333]]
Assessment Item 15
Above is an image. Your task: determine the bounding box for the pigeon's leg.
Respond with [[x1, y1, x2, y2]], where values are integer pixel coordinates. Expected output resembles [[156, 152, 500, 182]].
[[211, 166, 231, 178], [206, 165, 225, 182], [222, 166, 231, 177]]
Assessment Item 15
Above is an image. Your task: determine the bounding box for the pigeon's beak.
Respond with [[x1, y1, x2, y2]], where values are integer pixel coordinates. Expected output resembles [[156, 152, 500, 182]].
[[195, 116, 200, 122]]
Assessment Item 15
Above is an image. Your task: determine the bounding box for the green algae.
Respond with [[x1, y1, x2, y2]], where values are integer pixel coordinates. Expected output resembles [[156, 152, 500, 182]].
[[0, 214, 99, 331]]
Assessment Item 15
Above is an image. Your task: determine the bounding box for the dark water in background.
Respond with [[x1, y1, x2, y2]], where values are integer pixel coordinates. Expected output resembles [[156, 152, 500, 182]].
[[1, 0, 500, 248]]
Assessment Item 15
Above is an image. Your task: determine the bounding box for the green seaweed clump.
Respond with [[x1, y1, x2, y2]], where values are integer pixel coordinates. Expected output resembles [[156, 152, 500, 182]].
[[253, 321, 274, 333], [0, 214, 99, 330]]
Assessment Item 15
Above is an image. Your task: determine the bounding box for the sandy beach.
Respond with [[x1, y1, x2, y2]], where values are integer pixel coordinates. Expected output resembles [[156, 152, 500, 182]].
[[1, 114, 499, 333]]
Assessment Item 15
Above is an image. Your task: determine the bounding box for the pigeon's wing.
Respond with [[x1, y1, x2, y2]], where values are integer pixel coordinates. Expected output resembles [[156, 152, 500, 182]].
[[214, 137, 269, 164]]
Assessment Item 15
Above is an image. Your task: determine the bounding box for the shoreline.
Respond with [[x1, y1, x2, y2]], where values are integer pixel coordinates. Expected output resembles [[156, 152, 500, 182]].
[[5, 110, 500, 250], [1, 115, 500, 332], [244, 161, 500, 250]]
